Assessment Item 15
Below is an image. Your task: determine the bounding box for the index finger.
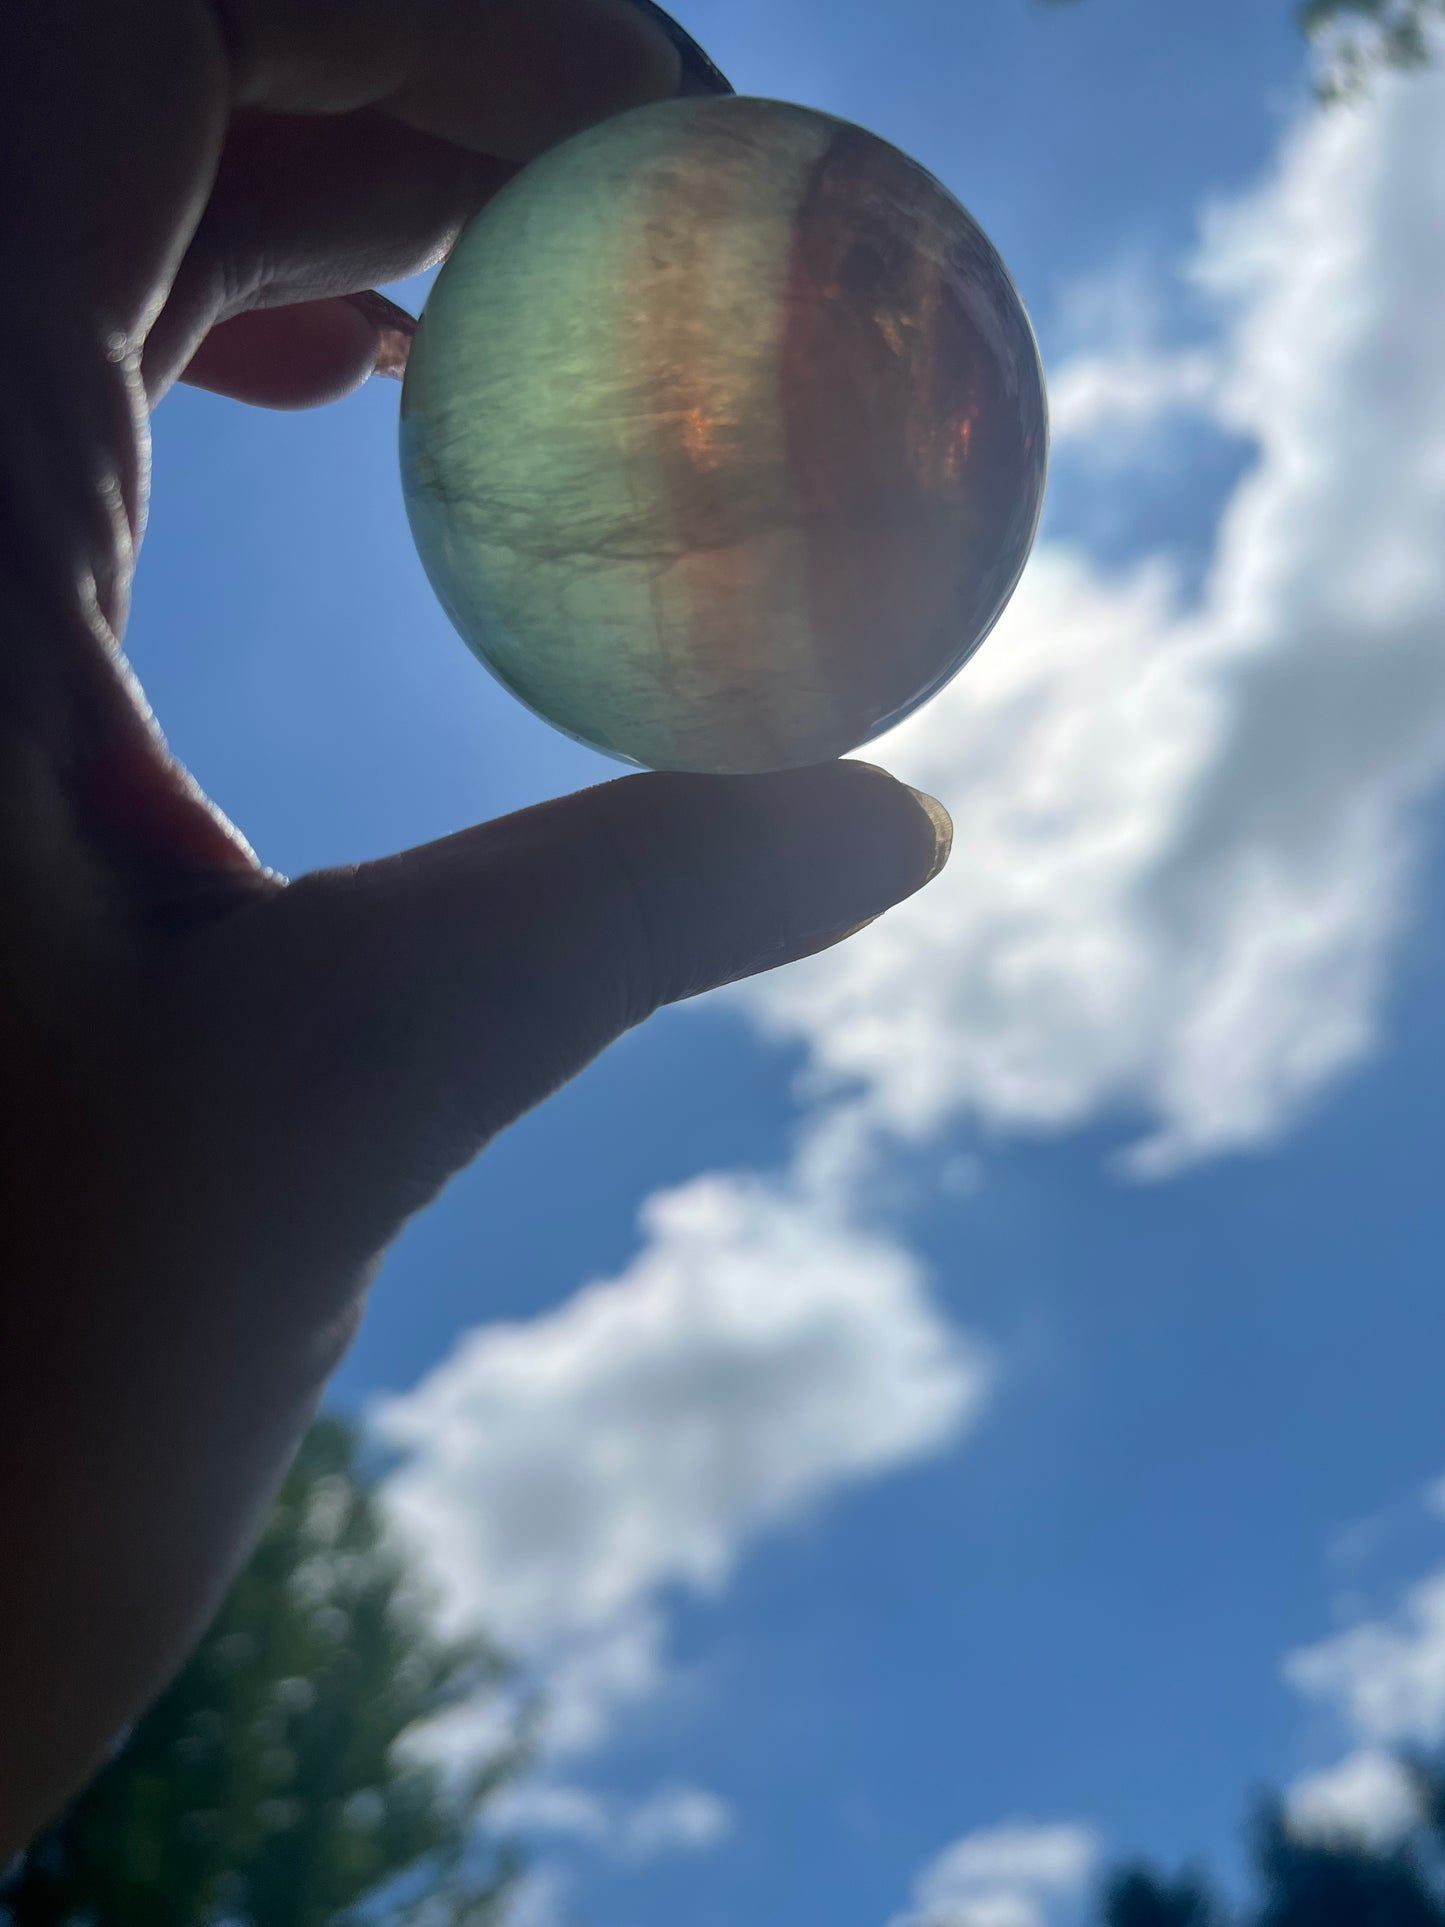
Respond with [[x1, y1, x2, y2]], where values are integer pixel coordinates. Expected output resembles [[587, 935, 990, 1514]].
[[7, 0, 685, 554], [216, 0, 682, 155], [0, 0, 688, 873]]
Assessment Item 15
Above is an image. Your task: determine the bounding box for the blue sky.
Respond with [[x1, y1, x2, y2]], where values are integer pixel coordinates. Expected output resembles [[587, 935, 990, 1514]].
[[127, 2, 1445, 1922]]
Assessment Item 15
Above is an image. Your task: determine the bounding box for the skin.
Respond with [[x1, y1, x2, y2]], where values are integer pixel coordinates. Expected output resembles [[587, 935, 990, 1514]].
[[0, 0, 951, 1856]]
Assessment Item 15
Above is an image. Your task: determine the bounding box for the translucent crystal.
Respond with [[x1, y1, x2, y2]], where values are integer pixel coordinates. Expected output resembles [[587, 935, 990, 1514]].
[[401, 96, 1048, 774]]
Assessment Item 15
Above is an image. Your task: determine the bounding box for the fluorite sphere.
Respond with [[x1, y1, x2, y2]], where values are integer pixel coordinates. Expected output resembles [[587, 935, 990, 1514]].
[[400, 96, 1048, 774]]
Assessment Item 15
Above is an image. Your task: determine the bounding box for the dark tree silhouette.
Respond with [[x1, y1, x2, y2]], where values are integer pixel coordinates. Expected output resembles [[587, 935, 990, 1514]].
[[0, 1418, 523, 1927], [1094, 1773, 1445, 1927], [1037, 0, 1443, 93], [1104, 1865, 1224, 1927], [1299, 1, 1444, 96], [1251, 1799, 1445, 1927]]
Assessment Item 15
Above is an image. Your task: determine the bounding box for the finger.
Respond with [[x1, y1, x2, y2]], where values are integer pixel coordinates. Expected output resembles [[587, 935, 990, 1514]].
[[3, 0, 227, 643], [158, 763, 952, 1271], [169, 0, 732, 404], [149, 0, 683, 393], [4, 0, 681, 873], [145, 111, 514, 399], [216, 0, 681, 155], [176, 299, 384, 408], [7, 0, 680, 595]]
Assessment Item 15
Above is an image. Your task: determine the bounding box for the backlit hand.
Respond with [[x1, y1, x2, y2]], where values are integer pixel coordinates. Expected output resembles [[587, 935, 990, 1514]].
[[0, 0, 950, 1851]]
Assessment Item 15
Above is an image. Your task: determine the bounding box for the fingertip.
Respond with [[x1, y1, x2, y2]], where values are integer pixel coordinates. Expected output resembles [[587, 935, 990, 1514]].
[[437, 0, 684, 157], [580, 758, 952, 1002], [179, 299, 381, 410], [812, 759, 952, 899], [751, 770, 950, 971], [614, 0, 732, 97], [898, 778, 953, 883], [589, 0, 685, 105]]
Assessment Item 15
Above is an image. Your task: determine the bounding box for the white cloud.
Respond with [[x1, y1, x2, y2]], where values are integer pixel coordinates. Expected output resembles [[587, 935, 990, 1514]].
[[1286, 1748, 1423, 1847], [491, 1779, 732, 1860], [909, 1901, 1040, 1927], [1286, 1570, 1445, 1749], [890, 1822, 1100, 1927], [1049, 348, 1220, 444], [503, 1866, 569, 1927], [1050, 251, 1174, 356], [377, 1161, 987, 1755], [620, 1785, 733, 1858], [735, 67, 1445, 1175], [1284, 1480, 1445, 1843], [915, 1825, 1101, 1892], [491, 1782, 610, 1845]]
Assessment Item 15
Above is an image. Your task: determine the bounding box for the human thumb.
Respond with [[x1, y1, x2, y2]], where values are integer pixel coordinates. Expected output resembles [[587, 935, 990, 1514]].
[[157, 759, 950, 1275]]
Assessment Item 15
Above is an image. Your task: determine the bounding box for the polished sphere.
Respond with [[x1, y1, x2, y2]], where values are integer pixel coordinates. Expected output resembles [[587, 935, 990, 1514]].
[[401, 96, 1048, 773]]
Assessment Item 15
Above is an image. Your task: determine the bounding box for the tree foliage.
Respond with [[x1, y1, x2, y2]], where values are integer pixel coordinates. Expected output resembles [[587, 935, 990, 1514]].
[[1298, 0, 1444, 95], [1250, 1796, 1445, 1927], [0, 1418, 523, 1927], [1036, 0, 1444, 93], [1104, 1865, 1223, 1927], [1096, 1775, 1445, 1927], [1299, 0, 1444, 95]]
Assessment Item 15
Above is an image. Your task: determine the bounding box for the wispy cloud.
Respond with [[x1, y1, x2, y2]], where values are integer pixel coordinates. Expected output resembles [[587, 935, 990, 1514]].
[[1284, 1481, 1445, 1843], [888, 1822, 1100, 1927], [491, 1780, 733, 1860], [1287, 1571, 1445, 1750], [620, 1784, 734, 1858], [378, 1150, 986, 1757], [1049, 348, 1221, 445], [503, 1865, 570, 1927], [1286, 1749, 1423, 1847]]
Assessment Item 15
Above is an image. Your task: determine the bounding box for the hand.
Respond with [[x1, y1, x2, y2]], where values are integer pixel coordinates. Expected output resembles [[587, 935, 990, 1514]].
[[0, 0, 951, 1852]]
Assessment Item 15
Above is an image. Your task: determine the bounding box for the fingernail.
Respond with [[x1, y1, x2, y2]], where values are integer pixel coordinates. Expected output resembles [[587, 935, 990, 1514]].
[[902, 783, 954, 884], [349, 290, 416, 382], [773, 761, 952, 949], [623, 0, 734, 95]]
